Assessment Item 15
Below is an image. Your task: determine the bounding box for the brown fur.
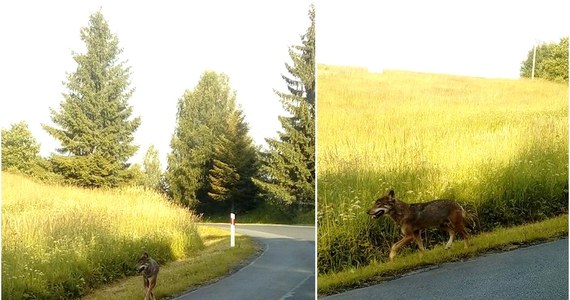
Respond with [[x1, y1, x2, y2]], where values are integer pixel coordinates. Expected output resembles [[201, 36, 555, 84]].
[[137, 252, 159, 300], [367, 190, 469, 261]]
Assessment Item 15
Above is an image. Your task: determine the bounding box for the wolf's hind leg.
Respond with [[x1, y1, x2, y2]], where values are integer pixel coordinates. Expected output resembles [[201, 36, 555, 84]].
[[413, 231, 425, 251], [413, 231, 425, 258]]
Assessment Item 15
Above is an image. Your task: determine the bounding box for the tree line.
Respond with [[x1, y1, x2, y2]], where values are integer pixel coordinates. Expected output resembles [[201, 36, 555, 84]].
[[520, 37, 568, 83], [1, 7, 315, 219]]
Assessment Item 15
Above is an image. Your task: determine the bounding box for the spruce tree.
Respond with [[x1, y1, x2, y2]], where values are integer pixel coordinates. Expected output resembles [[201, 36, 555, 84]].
[[42, 11, 140, 188], [208, 110, 260, 212], [167, 71, 259, 213], [254, 6, 315, 212]]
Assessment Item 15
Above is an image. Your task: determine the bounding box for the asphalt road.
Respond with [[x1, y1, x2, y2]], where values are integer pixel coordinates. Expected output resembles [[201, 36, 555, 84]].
[[324, 238, 568, 300], [175, 224, 315, 300]]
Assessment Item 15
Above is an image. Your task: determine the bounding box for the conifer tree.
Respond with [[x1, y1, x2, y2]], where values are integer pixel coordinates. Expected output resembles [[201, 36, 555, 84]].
[[167, 71, 259, 213], [208, 110, 260, 212], [42, 11, 140, 188], [254, 6, 315, 212]]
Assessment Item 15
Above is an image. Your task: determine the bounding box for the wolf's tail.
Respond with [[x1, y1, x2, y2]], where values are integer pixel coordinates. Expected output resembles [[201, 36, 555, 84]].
[[461, 204, 479, 233]]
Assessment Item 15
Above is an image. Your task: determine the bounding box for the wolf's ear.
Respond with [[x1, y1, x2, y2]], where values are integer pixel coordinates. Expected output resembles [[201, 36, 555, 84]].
[[388, 190, 396, 203]]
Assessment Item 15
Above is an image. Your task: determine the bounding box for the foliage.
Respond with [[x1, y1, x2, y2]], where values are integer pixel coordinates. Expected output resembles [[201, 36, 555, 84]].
[[0, 122, 61, 183], [520, 37, 569, 83], [202, 200, 314, 224], [207, 111, 260, 213], [142, 145, 163, 192], [166, 71, 259, 214], [42, 10, 140, 188], [1, 172, 202, 299], [254, 5, 315, 215], [129, 162, 145, 185], [317, 66, 568, 274], [1, 121, 41, 174]]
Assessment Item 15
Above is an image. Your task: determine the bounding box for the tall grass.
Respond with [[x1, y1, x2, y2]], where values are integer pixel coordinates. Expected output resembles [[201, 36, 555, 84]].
[[317, 65, 568, 274], [2, 172, 203, 299]]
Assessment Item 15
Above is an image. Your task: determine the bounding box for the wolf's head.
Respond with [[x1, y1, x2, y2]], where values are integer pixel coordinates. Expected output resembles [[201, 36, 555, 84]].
[[137, 252, 151, 273], [367, 190, 396, 219]]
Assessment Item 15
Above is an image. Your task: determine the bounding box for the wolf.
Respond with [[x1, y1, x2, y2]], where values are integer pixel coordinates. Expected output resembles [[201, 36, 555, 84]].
[[367, 190, 470, 261], [137, 252, 160, 300]]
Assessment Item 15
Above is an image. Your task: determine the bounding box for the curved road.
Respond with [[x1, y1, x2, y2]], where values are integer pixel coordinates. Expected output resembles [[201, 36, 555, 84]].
[[324, 238, 568, 300], [175, 224, 315, 300]]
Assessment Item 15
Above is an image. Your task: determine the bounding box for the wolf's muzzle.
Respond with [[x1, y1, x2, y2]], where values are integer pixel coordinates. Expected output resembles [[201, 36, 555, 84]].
[[368, 207, 387, 218]]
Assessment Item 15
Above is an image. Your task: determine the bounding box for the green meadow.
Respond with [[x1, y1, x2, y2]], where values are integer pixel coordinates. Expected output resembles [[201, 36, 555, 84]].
[[317, 65, 568, 275]]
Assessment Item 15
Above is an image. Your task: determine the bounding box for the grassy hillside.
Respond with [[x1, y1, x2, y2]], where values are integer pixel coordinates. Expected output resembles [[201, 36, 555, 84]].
[[317, 65, 568, 274], [2, 172, 203, 299]]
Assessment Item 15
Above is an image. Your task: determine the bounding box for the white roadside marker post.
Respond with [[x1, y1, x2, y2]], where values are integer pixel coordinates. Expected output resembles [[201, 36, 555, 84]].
[[230, 213, 236, 248]]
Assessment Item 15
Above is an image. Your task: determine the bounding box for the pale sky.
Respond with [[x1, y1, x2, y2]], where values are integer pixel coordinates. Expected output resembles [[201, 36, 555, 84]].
[[0, 0, 312, 168], [318, 0, 569, 78]]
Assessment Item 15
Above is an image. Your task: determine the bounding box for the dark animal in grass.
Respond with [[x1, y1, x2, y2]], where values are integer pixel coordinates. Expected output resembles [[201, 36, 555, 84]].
[[367, 190, 469, 261]]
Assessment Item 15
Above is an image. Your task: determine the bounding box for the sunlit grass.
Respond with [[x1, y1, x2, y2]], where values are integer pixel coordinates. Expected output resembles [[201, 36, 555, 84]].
[[318, 67, 567, 179], [2, 172, 203, 299], [317, 65, 568, 274]]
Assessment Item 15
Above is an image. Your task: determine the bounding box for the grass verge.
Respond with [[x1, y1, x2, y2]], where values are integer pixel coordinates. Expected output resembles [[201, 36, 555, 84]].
[[317, 214, 568, 296], [83, 226, 260, 300]]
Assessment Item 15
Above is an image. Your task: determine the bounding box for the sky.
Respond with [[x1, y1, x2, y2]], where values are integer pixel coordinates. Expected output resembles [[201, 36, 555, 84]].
[[318, 0, 569, 78], [0, 0, 312, 167]]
